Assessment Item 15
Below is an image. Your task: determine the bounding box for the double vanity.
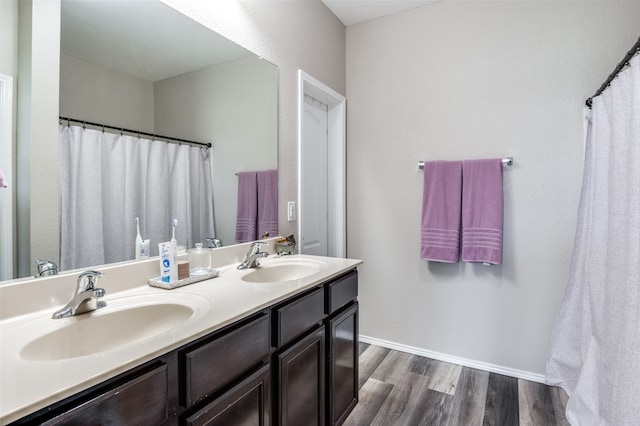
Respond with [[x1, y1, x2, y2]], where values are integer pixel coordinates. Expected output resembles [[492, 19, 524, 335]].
[[0, 242, 362, 425]]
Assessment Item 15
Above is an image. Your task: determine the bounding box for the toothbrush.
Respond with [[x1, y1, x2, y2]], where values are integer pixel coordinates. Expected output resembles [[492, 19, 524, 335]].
[[171, 219, 177, 244], [135, 217, 142, 260]]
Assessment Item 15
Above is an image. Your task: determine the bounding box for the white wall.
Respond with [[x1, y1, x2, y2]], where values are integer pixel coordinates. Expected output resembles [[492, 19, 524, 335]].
[[154, 56, 278, 246], [59, 54, 154, 132], [160, 0, 346, 239], [16, 0, 60, 276], [0, 0, 18, 278], [0, 0, 18, 77], [346, 1, 640, 377]]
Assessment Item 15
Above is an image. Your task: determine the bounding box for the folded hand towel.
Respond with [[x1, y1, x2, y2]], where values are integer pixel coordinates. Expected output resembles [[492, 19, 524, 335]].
[[235, 171, 258, 243], [461, 159, 503, 265], [257, 169, 278, 238], [421, 161, 463, 263]]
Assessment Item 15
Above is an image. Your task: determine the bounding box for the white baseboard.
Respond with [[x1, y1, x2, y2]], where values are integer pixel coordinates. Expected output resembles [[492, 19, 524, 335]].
[[359, 335, 546, 384]]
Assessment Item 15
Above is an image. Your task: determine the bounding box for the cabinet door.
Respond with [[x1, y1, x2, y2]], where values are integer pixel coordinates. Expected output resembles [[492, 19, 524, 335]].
[[40, 363, 168, 426], [184, 365, 270, 426], [276, 326, 325, 426], [327, 302, 359, 426]]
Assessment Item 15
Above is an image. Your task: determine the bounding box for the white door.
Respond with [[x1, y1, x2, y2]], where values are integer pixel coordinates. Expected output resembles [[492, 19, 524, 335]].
[[298, 70, 346, 258], [300, 95, 328, 255]]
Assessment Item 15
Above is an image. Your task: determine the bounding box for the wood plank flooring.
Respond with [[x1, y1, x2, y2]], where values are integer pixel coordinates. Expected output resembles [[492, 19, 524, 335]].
[[344, 343, 569, 426]]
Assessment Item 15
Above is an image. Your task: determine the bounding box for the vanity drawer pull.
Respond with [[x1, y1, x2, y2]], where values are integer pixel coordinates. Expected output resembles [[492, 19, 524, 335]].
[[182, 313, 270, 407]]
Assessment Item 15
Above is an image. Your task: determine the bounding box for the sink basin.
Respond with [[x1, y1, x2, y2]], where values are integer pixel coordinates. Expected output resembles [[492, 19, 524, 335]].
[[16, 294, 209, 361], [241, 260, 323, 283]]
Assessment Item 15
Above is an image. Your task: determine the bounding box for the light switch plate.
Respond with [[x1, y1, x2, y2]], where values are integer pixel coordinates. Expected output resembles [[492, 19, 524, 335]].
[[287, 201, 296, 221]]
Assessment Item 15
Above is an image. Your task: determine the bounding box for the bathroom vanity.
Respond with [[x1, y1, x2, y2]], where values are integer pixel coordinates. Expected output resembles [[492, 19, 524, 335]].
[[0, 249, 361, 426]]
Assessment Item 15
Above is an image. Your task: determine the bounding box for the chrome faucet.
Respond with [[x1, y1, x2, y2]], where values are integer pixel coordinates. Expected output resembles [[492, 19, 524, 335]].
[[52, 270, 106, 319], [35, 259, 58, 277], [237, 241, 268, 270], [206, 237, 222, 248]]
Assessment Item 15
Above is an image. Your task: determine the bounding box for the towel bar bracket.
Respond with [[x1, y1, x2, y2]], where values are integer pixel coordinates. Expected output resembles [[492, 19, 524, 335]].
[[418, 157, 513, 170]]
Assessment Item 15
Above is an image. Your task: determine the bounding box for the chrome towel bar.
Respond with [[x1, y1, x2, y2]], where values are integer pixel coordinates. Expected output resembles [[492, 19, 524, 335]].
[[418, 157, 513, 170]]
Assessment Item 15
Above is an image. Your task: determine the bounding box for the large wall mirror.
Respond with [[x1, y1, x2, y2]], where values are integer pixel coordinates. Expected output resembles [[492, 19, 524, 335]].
[[4, 0, 278, 282]]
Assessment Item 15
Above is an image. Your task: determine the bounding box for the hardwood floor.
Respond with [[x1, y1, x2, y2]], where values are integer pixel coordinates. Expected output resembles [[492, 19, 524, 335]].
[[344, 343, 569, 426]]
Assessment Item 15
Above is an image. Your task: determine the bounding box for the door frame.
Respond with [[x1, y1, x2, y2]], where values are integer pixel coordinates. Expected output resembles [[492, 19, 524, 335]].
[[0, 74, 15, 279], [297, 70, 346, 258]]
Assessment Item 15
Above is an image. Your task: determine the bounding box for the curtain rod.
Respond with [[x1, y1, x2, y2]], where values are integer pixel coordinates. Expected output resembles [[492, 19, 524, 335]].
[[586, 36, 640, 109], [59, 116, 212, 148]]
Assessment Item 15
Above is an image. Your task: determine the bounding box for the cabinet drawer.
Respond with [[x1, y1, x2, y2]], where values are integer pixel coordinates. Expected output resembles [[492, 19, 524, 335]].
[[182, 313, 270, 407], [42, 363, 168, 425], [326, 270, 358, 315], [274, 287, 324, 347], [184, 364, 270, 426]]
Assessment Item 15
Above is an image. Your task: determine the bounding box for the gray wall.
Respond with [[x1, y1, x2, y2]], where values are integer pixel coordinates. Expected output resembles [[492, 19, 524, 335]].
[[60, 53, 155, 132], [346, 1, 640, 377], [154, 56, 278, 246]]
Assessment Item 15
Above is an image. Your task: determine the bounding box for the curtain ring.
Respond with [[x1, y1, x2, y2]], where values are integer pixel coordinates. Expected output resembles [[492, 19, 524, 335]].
[[120, 128, 124, 136], [82, 122, 86, 130], [101, 125, 105, 133]]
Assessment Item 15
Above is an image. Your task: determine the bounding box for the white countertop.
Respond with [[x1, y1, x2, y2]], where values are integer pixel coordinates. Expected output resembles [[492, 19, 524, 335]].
[[0, 253, 362, 424]]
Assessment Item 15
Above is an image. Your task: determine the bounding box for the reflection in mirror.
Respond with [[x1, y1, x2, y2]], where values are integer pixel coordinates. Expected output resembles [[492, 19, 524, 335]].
[[4, 0, 277, 281]]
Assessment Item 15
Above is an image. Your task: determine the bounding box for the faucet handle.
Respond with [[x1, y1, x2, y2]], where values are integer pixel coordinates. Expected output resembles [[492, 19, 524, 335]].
[[77, 270, 104, 292], [249, 240, 266, 253]]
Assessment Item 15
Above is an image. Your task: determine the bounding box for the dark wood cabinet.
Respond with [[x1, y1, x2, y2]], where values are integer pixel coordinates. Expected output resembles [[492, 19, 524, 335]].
[[272, 269, 359, 426], [11, 269, 359, 426], [14, 362, 169, 426], [327, 302, 359, 426], [184, 364, 270, 426], [181, 312, 270, 407], [275, 326, 326, 426]]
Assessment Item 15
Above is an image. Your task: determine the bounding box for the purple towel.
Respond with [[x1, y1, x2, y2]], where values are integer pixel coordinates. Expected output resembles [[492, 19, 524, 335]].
[[235, 171, 258, 243], [461, 159, 503, 265], [257, 169, 278, 238], [421, 161, 462, 263]]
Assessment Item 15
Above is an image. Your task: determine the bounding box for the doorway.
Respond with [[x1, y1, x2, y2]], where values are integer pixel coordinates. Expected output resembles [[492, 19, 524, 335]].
[[297, 70, 346, 257]]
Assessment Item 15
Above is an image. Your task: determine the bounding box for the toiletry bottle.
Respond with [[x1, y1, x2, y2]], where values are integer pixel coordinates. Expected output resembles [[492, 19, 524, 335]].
[[159, 242, 175, 282], [159, 219, 179, 282]]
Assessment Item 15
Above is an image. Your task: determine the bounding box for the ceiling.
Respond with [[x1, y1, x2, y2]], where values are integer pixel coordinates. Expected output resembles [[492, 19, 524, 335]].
[[61, 0, 440, 82], [320, 0, 439, 26], [61, 0, 252, 82]]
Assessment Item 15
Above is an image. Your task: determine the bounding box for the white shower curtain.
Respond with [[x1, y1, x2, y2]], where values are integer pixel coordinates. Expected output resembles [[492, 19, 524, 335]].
[[546, 54, 640, 425], [59, 125, 215, 271]]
